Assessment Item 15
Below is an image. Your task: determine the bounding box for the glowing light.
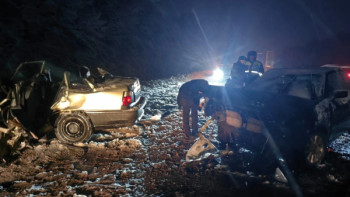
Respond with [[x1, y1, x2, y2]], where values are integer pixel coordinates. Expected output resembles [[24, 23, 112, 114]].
[[347, 73, 350, 78], [52, 91, 124, 111], [122, 96, 132, 106], [79, 92, 122, 110], [212, 68, 224, 80], [59, 100, 70, 109]]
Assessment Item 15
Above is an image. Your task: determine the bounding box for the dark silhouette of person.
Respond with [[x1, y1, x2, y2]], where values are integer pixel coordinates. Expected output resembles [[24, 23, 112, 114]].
[[245, 51, 264, 84], [177, 79, 209, 136], [228, 56, 248, 87]]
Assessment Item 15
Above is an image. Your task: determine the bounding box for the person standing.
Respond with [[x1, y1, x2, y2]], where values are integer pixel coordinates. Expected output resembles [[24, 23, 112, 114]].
[[177, 79, 209, 136], [228, 56, 248, 88], [245, 51, 264, 84]]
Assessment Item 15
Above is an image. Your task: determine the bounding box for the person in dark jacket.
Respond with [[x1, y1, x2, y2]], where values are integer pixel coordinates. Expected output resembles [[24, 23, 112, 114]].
[[228, 56, 248, 87], [231, 56, 247, 76], [177, 79, 209, 136], [245, 51, 264, 84]]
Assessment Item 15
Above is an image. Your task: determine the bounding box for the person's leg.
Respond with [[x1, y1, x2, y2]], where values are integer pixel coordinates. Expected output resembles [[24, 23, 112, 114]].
[[190, 105, 198, 135], [182, 105, 191, 136]]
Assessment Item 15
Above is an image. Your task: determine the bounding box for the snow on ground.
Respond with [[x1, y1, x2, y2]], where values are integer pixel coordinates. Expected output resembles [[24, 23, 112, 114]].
[[1, 75, 350, 196], [329, 133, 350, 160]]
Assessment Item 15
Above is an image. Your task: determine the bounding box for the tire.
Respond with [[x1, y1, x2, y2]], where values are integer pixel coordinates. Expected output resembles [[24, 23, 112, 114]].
[[304, 133, 327, 166], [55, 111, 93, 144]]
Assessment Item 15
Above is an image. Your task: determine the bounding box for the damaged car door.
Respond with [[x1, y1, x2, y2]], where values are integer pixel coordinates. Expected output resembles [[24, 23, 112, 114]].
[[0, 61, 58, 134], [321, 70, 350, 140]]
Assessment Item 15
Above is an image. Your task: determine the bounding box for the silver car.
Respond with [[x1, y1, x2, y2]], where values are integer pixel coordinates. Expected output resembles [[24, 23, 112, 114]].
[[51, 68, 147, 144]]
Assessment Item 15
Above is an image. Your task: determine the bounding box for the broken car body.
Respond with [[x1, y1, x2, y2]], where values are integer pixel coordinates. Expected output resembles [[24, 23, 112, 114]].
[[0, 61, 147, 144], [204, 67, 350, 166], [51, 69, 146, 143], [0, 61, 58, 133], [51, 69, 147, 143]]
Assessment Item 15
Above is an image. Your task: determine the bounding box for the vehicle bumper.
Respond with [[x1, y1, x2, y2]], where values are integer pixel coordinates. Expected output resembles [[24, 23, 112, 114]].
[[86, 96, 147, 129]]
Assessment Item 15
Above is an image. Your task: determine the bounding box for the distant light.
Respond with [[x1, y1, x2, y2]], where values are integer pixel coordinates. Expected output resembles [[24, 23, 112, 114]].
[[347, 73, 350, 78], [212, 68, 224, 80]]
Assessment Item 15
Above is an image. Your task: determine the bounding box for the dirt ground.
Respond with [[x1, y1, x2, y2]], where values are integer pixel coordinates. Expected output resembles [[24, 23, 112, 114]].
[[1, 76, 350, 196]]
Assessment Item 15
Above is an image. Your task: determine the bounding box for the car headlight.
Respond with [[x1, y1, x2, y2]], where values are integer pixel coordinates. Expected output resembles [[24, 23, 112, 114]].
[[212, 68, 224, 80]]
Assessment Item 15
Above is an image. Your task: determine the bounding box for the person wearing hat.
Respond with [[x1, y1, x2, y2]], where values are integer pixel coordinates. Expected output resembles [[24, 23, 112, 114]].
[[228, 56, 248, 88], [245, 51, 264, 84]]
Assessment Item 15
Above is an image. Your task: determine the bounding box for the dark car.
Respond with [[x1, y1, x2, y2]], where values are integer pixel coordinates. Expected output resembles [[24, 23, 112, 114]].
[[204, 67, 350, 166]]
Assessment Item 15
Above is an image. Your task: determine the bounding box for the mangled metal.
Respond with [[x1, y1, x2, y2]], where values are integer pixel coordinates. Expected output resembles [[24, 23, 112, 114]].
[[0, 125, 30, 161], [225, 110, 263, 133], [50, 67, 147, 144], [203, 67, 350, 167], [186, 134, 216, 162], [0, 61, 57, 134], [186, 119, 217, 162], [0, 61, 147, 145]]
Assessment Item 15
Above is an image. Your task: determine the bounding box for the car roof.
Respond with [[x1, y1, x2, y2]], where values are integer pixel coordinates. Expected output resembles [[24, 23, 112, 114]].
[[321, 64, 350, 68], [262, 67, 340, 79]]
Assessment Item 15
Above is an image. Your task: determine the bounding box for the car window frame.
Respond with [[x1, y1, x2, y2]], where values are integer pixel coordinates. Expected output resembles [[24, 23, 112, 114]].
[[11, 61, 45, 82]]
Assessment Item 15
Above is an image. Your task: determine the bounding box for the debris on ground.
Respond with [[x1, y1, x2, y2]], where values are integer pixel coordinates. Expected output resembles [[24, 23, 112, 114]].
[[186, 134, 216, 162], [0, 126, 30, 163], [1, 75, 350, 196]]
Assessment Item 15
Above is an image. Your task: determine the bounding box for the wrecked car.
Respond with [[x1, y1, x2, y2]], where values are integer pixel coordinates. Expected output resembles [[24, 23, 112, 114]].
[[204, 67, 350, 167], [0, 61, 147, 144], [0, 61, 58, 134], [51, 68, 147, 144]]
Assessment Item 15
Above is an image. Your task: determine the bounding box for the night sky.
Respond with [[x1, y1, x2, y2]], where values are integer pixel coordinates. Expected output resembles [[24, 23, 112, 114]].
[[1, 0, 350, 79]]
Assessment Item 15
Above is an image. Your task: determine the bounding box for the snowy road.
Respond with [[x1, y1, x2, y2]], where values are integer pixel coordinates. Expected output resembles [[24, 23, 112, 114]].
[[1, 75, 350, 196]]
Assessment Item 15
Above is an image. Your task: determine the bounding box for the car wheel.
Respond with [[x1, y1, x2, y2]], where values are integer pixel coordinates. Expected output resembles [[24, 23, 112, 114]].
[[55, 112, 93, 144], [304, 133, 327, 166]]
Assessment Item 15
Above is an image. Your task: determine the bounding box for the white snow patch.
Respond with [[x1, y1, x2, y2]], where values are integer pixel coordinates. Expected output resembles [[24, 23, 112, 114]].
[[27, 185, 44, 191], [73, 194, 88, 197], [150, 114, 162, 121]]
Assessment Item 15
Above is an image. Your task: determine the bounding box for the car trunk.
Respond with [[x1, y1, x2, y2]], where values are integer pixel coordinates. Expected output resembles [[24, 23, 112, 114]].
[[96, 77, 141, 104]]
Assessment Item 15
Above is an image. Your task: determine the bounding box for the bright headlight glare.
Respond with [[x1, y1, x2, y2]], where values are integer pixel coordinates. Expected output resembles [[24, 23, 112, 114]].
[[58, 99, 70, 109], [213, 68, 224, 80]]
